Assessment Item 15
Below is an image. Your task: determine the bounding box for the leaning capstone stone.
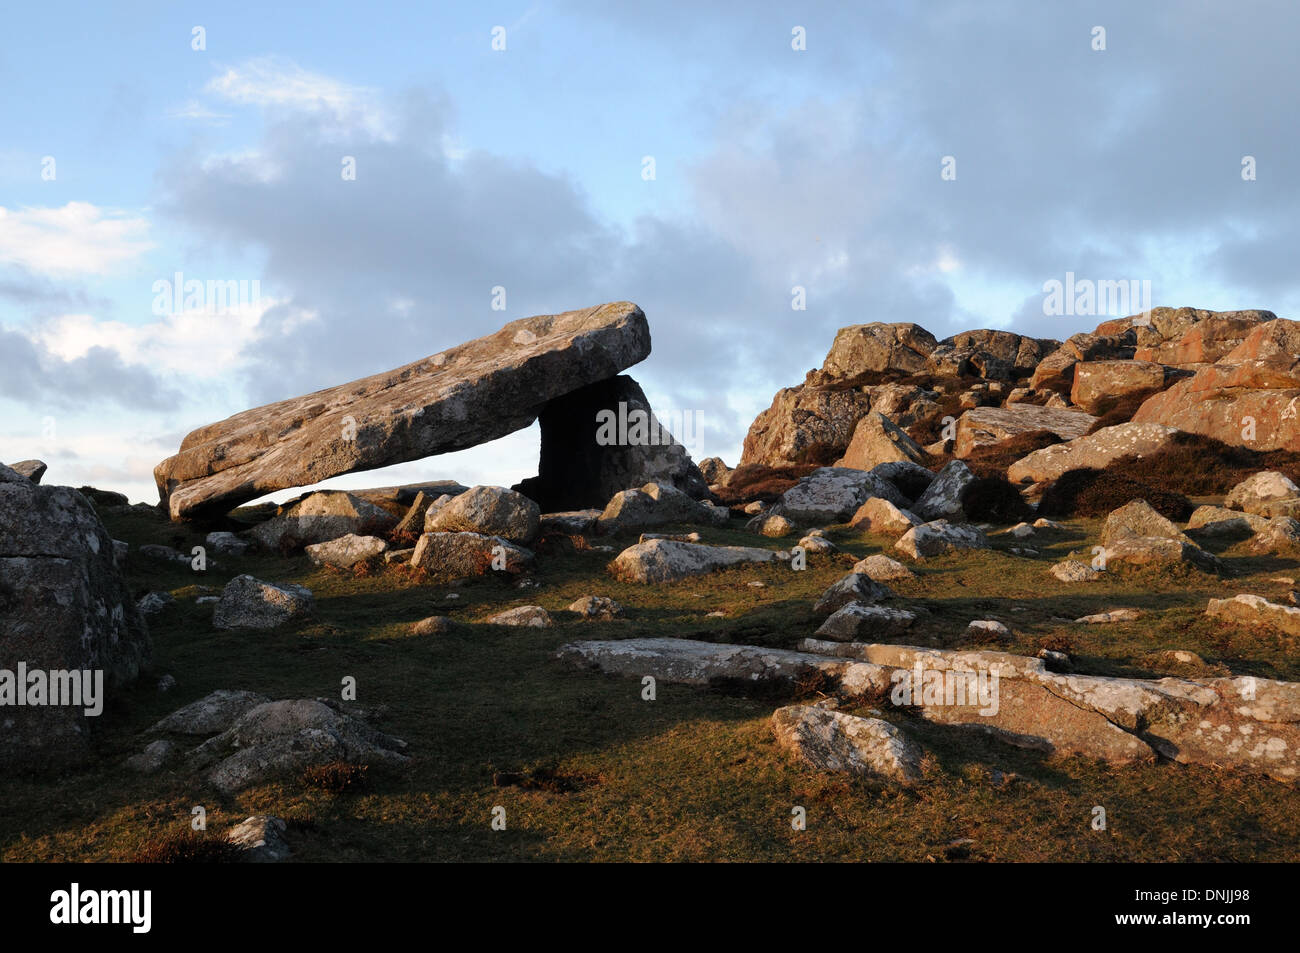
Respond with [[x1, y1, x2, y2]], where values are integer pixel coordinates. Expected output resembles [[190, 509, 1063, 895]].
[[212, 576, 314, 630]]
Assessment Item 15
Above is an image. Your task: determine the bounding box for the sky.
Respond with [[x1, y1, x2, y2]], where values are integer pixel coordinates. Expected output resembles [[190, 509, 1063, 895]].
[[2, 0, 1298, 505]]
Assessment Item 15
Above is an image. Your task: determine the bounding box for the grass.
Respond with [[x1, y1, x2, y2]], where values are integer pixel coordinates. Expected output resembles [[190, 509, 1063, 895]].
[[3, 501, 1299, 862]]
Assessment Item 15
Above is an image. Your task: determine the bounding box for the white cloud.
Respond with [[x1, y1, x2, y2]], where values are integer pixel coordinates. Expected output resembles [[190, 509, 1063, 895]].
[[33, 297, 281, 379], [167, 100, 231, 123], [204, 57, 391, 138], [0, 203, 153, 277]]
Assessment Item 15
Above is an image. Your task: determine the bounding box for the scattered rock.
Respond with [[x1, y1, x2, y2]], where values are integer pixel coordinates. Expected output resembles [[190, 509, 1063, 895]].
[[205, 531, 251, 556], [212, 576, 314, 630], [815, 603, 917, 640], [1187, 506, 1268, 535], [1051, 559, 1102, 582], [912, 460, 975, 521], [598, 481, 726, 533], [409, 531, 535, 577], [953, 405, 1095, 457], [1100, 499, 1187, 546], [813, 573, 896, 617], [848, 497, 921, 535], [567, 595, 626, 620], [895, 520, 990, 560], [771, 705, 923, 782], [125, 739, 177, 774], [1225, 471, 1300, 513], [305, 533, 389, 569], [226, 815, 292, 863], [1102, 536, 1220, 573], [1075, 609, 1144, 624], [608, 538, 786, 584], [248, 492, 397, 551], [410, 616, 455, 636], [833, 412, 927, 469], [9, 460, 47, 484], [424, 485, 541, 544], [485, 605, 553, 627], [150, 689, 272, 735], [1207, 594, 1300, 637], [771, 467, 908, 524], [852, 553, 917, 581]]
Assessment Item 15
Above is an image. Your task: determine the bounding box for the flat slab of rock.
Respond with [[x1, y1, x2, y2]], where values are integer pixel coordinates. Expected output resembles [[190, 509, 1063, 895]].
[[953, 405, 1096, 458], [1007, 423, 1179, 483], [155, 302, 651, 519], [608, 538, 786, 583], [771, 705, 923, 782], [1187, 505, 1268, 535]]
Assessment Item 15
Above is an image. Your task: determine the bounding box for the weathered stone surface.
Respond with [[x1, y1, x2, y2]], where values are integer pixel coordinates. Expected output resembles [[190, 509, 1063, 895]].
[[1207, 594, 1300, 637], [227, 815, 291, 863], [697, 457, 732, 485], [205, 531, 251, 556], [1100, 499, 1187, 546], [156, 302, 652, 519], [567, 595, 626, 620], [771, 467, 907, 524], [1069, 360, 1167, 414], [485, 605, 553, 627], [598, 482, 725, 533], [868, 382, 942, 430], [1248, 517, 1300, 554], [1187, 506, 1269, 535], [895, 520, 989, 559], [740, 384, 873, 467], [539, 509, 602, 536], [1075, 609, 1143, 624], [1051, 559, 1101, 582], [1132, 309, 1274, 366], [0, 476, 151, 770], [189, 699, 409, 794], [1225, 471, 1300, 514], [513, 374, 708, 510], [9, 460, 47, 483], [424, 485, 540, 544], [813, 573, 895, 617], [212, 576, 315, 630], [747, 513, 797, 537], [1007, 423, 1180, 483], [771, 705, 923, 782], [137, 591, 175, 615], [248, 492, 397, 551], [953, 405, 1095, 458], [815, 603, 916, 640], [797, 532, 836, 555], [305, 533, 389, 569], [848, 496, 921, 535], [126, 739, 177, 774], [834, 412, 927, 469], [410, 531, 535, 577], [912, 460, 975, 521], [410, 615, 456, 636], [852, 553, 917, 582], [1102, 536, 1220, 573], [150, 689, 271, 735], [391, 491, 432, 539], [1132, 320, 1300, 450], [608, 539, 785, 584], [556, 637, 894, 696], [820, 323, 939, 384], [928, 329, 1056, 381]]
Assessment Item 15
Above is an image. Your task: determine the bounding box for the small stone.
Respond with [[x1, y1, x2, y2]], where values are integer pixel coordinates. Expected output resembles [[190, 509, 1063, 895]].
[[485, 605, 553, 627], [1075, 608, 1143, 624], [410, 616, 455, 636], [226, 815, 292, 863]]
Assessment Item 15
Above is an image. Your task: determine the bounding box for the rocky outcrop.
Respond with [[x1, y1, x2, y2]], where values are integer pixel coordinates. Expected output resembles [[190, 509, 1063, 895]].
[[770, 467, 907, 524], [740, 385, 873, 467], [1069, 360, 1169, 413], [155, 302, 654, 519], [0, 466, 151, 770], [1132, 319, 1300, 451]]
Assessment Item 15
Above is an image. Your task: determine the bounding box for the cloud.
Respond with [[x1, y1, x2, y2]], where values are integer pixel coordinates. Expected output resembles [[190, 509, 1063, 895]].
[[204, 57, 391, 138], [0, 326, 180, 411], [0, 203, 153, 277]]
